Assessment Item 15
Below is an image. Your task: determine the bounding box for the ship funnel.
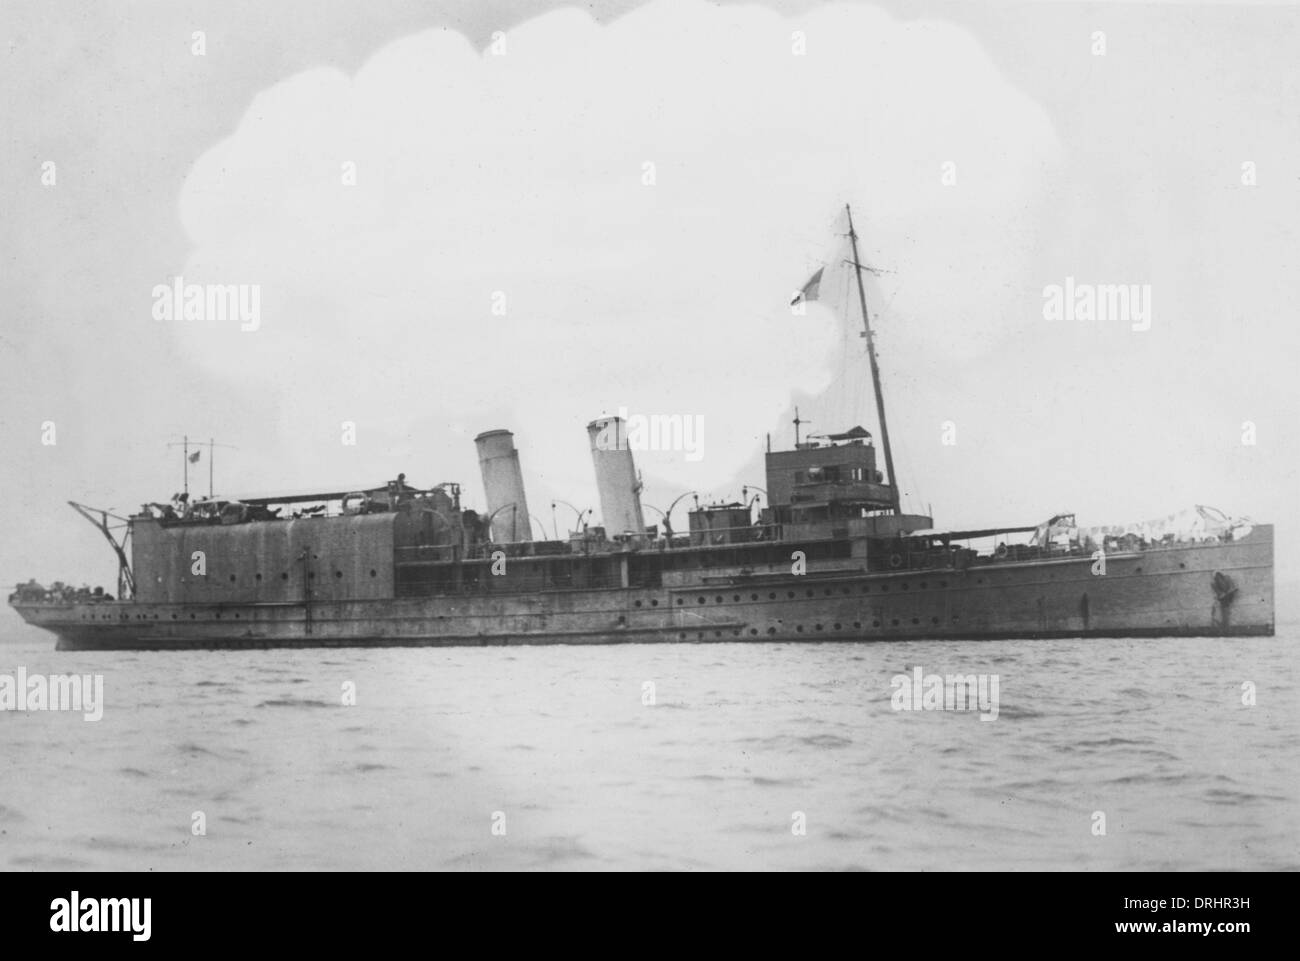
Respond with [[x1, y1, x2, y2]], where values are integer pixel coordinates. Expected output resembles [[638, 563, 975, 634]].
[[474, 429, 532, 543], [587, 416, 646, 539]]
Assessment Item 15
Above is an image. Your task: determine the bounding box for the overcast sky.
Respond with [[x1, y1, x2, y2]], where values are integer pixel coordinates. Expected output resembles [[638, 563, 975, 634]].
[[2, 0, 1296, 612]]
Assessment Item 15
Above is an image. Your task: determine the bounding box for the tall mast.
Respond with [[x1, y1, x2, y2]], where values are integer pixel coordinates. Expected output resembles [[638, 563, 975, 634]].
[[845, 203, 901, 514]]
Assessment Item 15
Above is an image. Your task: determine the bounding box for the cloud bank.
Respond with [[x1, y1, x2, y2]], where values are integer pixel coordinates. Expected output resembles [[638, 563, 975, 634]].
[[174, 0, 1059, 515]]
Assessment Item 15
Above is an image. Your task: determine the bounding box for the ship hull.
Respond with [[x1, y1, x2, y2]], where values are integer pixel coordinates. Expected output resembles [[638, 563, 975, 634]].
[[12, 526, 1273, 651]]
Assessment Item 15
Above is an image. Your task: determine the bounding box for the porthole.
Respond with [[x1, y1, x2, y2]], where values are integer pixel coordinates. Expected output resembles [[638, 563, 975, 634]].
[[815, 624, 823, 631], [634, 600, 643, 608], [733, 594, 740, 602], [281, 573, 288, 581], [796, 625, 804, 633], [833, 623, 842, 630], [750, 629, 759, 636], [255, 573, 262, 582], [768, 592, 776, 600], [881, 585, 889, 592], [853, 621, 861, 629], [229, 574, 237, 582], [872, 620, 880, 628], [787, 591, 795, 599], [902, 583, 909, 591], [911, 617, 919, 625], [370, 570, 377, 577], [805, 589, 814, 598], [715, 596, 723, 604], [677, 598, 684, 605], [651, 599, 659, 607], [892, 619, 900, 626], [335, 571, 343, 579], [697, 597, 706, 604], [750, 593, 758, 601]]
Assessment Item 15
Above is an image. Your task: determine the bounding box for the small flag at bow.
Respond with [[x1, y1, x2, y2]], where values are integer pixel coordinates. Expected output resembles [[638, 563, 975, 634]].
[[189, 450, 201, 463]]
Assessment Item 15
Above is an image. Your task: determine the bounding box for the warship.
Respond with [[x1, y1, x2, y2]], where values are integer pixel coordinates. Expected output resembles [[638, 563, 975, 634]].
[[9, 207, 1274, 650]]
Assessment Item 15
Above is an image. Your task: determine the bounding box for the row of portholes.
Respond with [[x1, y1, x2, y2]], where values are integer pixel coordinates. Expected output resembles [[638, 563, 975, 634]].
[[672, 580, 951, 606], [675, 614, 959, 641], [659, 566, 1151, 604], [223, 570, 379, 583], [89, 616, 258, 624], [90, 611, 255, 621]]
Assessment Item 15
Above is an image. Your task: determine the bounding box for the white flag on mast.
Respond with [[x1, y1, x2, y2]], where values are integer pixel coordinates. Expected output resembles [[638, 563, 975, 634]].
[[790, 209, 853, 315], [791, 266, 825, 305]]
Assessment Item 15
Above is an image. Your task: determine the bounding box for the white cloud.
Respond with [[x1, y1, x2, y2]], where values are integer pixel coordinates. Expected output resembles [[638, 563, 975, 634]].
[[173, 0, 1059, 517]]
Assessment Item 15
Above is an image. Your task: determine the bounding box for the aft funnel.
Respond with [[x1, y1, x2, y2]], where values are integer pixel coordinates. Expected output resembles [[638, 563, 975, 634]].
[[587, 416, 646, 539]]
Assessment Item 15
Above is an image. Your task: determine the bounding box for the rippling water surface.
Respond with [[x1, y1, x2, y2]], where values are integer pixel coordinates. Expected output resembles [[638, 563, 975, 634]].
[[2, 618, 1296, 871]]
